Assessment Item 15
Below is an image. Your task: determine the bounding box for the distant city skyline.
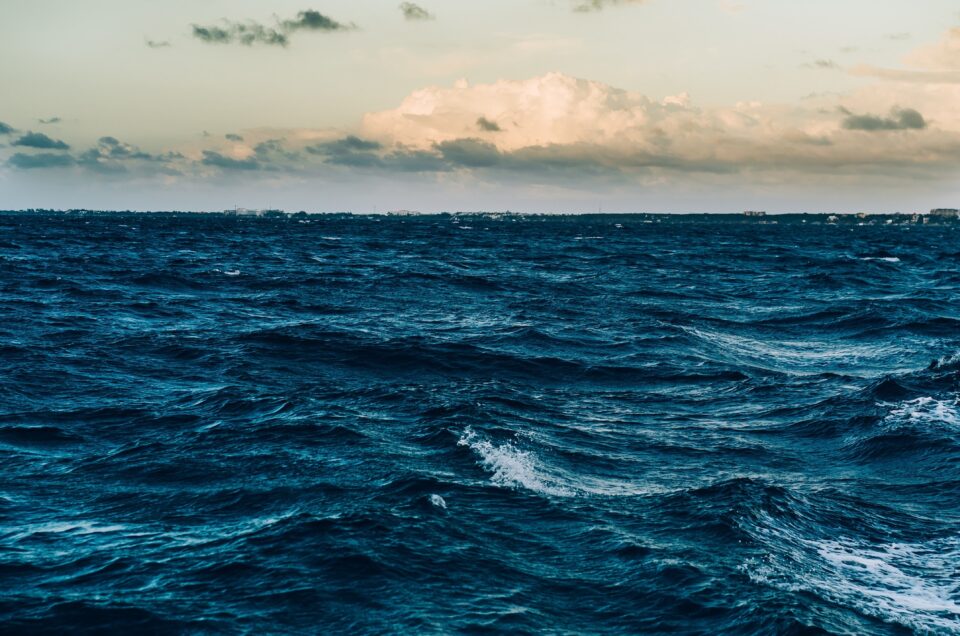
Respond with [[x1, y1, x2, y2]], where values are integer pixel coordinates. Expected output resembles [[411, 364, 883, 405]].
[[1, 0, 959, 212]]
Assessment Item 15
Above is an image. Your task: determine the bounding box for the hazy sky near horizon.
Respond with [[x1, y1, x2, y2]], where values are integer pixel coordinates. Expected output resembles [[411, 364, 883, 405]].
[[1, 0, 959, 212]]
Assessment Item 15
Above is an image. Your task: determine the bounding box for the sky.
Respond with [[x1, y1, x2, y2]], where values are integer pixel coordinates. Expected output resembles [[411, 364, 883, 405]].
[[1, 0, 958, 213]]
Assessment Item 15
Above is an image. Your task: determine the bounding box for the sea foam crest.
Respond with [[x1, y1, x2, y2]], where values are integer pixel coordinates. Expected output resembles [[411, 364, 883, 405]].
[[884, 396, 960, 431], [744, 514, 960, 632], [458, 428, 574, 497]]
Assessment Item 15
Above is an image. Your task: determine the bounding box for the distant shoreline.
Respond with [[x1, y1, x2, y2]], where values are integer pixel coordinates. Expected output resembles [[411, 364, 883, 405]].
[[1, 209, 957, 226]]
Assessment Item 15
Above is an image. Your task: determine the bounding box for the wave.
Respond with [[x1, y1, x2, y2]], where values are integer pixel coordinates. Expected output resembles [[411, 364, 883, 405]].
[[743, 514, 960, 633], [458, 427, 576, 497]]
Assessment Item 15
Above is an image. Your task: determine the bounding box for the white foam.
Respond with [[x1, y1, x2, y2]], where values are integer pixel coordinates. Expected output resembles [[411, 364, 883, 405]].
[[744, 517, 960, 632], [223, 269, 241, 277], [860, 256, 901, 263], [681, 325, 901, 372], [27, 521, 126, 536], [458, 428, 574, 497], [429, 494, 447, 509], [884, 396, 960, 431]]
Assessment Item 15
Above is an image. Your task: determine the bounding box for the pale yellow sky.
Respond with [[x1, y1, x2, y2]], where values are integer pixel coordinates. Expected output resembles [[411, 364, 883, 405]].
[[0, 0, 958, 212]]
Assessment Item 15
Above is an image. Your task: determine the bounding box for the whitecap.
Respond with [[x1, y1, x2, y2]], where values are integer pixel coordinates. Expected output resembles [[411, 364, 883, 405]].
[[429, 494, 447, 509], [743, 514, 960, 632], [223, 269, 240, 277], [884, 396, 959, 430], [458, 428, 574, 497]]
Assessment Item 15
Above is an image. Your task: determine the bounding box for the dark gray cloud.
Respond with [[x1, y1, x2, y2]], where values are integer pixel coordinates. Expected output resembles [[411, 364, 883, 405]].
[[95, 136, 153, 159], [304, 136, 451, 172], [477, 117, 501, 132], [13, 132, 70, 150], [307, 136, 382, 154], [73, 136, 172, 173], [201, 150, 260, 170], [381, 149, 450, 172], [841, 107, 927, 131], [281, 10, 351, 31], [192, 23, 288, 47], [400, 3, 434, 20], [0, 121, 14, 135], [225, 133, 244, 142], [38, 117, 61, 125], [306, 136, 384, 168], [146, 39, 171, 49], [436, 139, 501, 167], [253, 138, 301, 162], [192, 9, 352, 47], [8, 152, 75, 169]]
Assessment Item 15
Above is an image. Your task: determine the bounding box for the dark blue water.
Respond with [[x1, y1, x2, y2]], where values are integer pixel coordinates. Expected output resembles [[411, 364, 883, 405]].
[[1, 213, 958, 634]]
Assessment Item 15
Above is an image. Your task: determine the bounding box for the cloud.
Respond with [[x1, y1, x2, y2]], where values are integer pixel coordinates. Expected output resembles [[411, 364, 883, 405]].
[[436, 138, 501, 167], [192, 9, 353, 47], [572, 0, 649, 12], [8, 153, 75, 169], [146, 39, 171, 49], [400, 3, 434, 21], [307, 135, 381, 154], [885, 32, 911, 41], [72, 136, 177, 173], [192, 23, 287, 47], [94, 136, 153, 159], [201, 150, 260, 170], [476, 117, 501, 132], [0, 121, 14, 135], [10, 72, 957, 193], [282, 10, 351, 31], [305, 136, 383, 167], [358, 73, 960, 180], [12, 132, 70, 150], [850, 28, 960, 84], [804, 59, 839, 70], [38, 117, 61, 125], [841, 107, 927, 131], [905, 27, 960, 70]]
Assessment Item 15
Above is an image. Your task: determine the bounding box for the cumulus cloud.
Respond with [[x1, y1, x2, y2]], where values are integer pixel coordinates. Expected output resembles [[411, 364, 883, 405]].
[[841, 107, 926, 131], [9, 73, 956, 190], [572, 0, 649, 12], [13, 132, 70, 150], [146, 39, 171, 49], [8, 153, 75, 169], [0, 121, 14, 135], [38, 117, 61, 125], [357, 73, 959, 179], [400, 3, 434, 21], [192, 9, 353, 47]]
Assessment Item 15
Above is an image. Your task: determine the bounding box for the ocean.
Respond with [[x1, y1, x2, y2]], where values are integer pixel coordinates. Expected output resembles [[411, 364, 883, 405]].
[[0, 212, 958, 634]]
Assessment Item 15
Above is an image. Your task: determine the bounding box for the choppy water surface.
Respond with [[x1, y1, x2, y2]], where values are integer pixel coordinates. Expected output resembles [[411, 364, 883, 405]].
[[1, 213, 958, 634]]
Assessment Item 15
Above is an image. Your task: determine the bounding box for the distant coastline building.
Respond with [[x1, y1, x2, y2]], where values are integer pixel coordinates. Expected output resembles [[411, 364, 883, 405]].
[[743, 210, 766, 217], [930, 208, 959, 218], [222, 208, 283, 217]]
